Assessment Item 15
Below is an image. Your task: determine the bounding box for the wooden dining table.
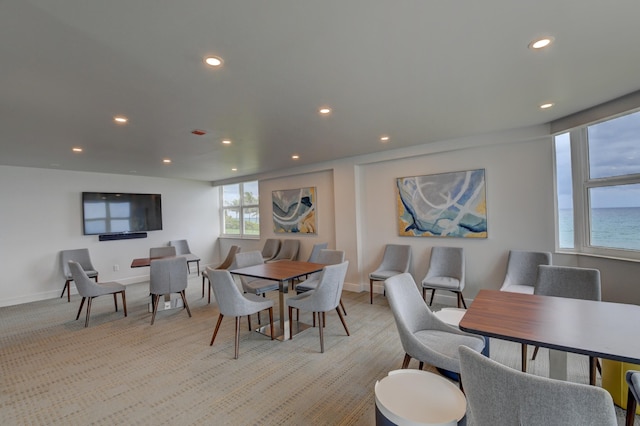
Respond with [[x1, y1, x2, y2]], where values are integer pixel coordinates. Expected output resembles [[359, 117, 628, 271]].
[[230, 260, 325, 341], [459, 289, 640, 382]]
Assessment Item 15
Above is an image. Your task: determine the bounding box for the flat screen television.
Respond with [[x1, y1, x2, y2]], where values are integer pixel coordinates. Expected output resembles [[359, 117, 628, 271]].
[[82, 192, 163, 235]]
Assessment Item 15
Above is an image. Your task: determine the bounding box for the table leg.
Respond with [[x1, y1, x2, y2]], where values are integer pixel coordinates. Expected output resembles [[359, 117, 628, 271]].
[[255, 278, 311, 341]]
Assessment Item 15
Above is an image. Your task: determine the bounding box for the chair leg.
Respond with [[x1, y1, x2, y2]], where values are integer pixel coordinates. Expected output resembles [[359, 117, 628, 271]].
[[422, 287, 427, 302], [532, 346, 540, 360], [76, 297, 86, 320], [121, 291, 127, 317], [61, 280, 71, 302], [202, 276, 205, 298], [429, 289, 436, 306], [208, 284, 212, 304], [626, 384, 637, 426], [419, 362, 424, 370], [84, 297, 93, 327], [151, 295, 160, 325], [458, 292, 467, 309], [288, 306, 294, 340], [234, 316, 240, 359], [180, 290, 192, 317], [521, 344, 528, 372], [402, 353, 412, 369], [589, 356, 597, 386], [318, 311, 324, 353], [113, 293, 118, 312], [247, 315, 252, 331], [210, 314, 224, 345], [268, 307, 274, 340], [369, 279, 374, 304], [340, 298, 347, 316], [336, 307, 350, 336]]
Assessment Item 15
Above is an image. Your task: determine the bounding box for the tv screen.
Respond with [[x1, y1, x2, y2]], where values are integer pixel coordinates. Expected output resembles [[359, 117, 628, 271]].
[[82, 192, 163, 235]]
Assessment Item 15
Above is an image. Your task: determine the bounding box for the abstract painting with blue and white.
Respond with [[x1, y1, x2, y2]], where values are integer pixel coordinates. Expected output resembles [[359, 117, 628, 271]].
[[396, 169, 487, 238], [272, 187, 317, 234]]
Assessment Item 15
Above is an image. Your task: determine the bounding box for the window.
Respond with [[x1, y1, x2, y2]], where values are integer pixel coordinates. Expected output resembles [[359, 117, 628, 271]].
[[220, 181, 260, 237], [554, 110, 640, 259]]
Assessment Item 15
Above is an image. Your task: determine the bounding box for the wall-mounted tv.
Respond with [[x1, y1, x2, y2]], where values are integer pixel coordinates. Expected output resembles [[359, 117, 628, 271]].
[[82, 192, 163, 235]]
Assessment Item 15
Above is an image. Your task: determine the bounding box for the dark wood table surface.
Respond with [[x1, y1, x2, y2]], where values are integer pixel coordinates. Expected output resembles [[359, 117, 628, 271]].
[[230, 260, 325, 340], [459, 289, 640, 365]]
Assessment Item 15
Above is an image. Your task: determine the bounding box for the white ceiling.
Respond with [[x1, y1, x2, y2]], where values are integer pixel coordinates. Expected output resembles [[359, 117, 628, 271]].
[[2, 1, 640, 183]]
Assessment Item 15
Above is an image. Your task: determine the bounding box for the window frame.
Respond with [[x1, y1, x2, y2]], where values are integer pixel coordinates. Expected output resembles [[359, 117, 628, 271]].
[[219, 181, 260, 239], [554, 111, 640, 261]]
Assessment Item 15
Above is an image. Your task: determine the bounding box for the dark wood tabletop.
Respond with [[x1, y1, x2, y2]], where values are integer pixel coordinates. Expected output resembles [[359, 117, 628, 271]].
[[130, 256, 176, 268], [230, 260, 325, 283], [459, 289, 640, 365]]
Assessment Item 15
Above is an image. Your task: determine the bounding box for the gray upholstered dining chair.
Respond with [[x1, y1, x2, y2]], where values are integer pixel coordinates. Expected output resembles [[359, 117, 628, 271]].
[[286, 261, 350, 353], [458, 345, 617, 426], [307, 242, 328, 263], [149, 257, 192, 325], [149, 246, 176, 258], [261, 238, 281, 262], [627, 370, 640, 426], [421, 246, 466, 308], [385, 273, 484, 375], [233, 251, 280, 296], [68, 260, 126, 327], [369, 244, 412, 304], [60, 248, 99, 302], [207, 268, 274, 359], [498, 249, 552, 372], [531, 265, 602, 385], [202, 245, 241, 304], [169, 239, 201, 275], [266, 239, 300, 263], [295, 249, 347, 317], [499, 250, 552, 294]]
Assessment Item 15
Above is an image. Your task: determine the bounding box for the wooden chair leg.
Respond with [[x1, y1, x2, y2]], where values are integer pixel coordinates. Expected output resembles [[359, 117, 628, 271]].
[[247, 315, 252, 331], [402, 353, 411, 369], [422, 287, 427, 301], [121, 291, 127, 317], [234, 316, 240, 359], [340, 299, 347, 316], [268, 307, 274, 340], [113, 293, 118, 312], [202, 276, 205, 298], [76, 297, 86, 320], [521, 344, 528, 372], [84, 297, 93, 327], [288, 306, 294, 340], [180, 290, 192, 317], [210, 314, 224, 345], [626, 384, 637, 426], [61, 280, 72, 302], [151, 294, 160, 325], [429, 289, 436, 306], [336, 307, 350, 336], [369, 279, 374, 304], [532, 346, 540, 360], [458, 292, 467, 309], [419, 362, 424, 370], [589, 356, 597, 386], [318, 311, 324, 353]]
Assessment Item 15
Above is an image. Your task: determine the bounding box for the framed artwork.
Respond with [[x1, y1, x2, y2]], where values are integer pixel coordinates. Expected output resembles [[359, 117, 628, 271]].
[[396, 169, 487, 238], [272, 187, 317, 234]]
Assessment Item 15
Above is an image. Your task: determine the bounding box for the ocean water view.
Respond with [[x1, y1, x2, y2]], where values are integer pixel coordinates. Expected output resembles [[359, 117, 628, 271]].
[[559, 207, 640, 250]]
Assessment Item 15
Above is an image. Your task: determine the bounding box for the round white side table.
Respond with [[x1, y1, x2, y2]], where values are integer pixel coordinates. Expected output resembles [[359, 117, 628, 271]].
[[375, 369, 466, 426]]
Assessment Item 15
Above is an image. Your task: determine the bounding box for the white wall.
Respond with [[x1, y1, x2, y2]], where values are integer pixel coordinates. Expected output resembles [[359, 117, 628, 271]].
[[0, 166, 219, 306]]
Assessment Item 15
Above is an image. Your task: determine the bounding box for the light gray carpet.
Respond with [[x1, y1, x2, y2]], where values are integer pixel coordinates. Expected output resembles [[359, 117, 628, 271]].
[[1, 276, 635, 425]]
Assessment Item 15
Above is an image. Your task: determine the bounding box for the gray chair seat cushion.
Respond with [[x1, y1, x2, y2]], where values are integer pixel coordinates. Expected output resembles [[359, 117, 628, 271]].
[[66, 270, 98, 280], [296, 277, 319, 292], [413, 330, 485, 373], [369, 269, 404, 280], [244, 279, 279, 295], [422, 276, 460, 290], [502, 284, 535, 294], [91, 281, 125, 297]]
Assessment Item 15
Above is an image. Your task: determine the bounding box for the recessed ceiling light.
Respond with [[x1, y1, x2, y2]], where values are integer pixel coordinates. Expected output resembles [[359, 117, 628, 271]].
[[231, 168, 237, 171], [72, 147, 83, 153], [204, 56, 223, 67], [114, 116, 128, 124], [540, 102, 554, 109], [222, 139, 232, 145], [318, 107, 332, 115], [380, 135, 390, 142], [528, 37, 554, 50], [162, 158, 172, 164], [292, 154, 300, 160]]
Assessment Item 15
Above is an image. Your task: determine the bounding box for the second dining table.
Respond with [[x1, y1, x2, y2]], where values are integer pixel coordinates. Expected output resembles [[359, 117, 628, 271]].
[[230, 260, 325, 341]]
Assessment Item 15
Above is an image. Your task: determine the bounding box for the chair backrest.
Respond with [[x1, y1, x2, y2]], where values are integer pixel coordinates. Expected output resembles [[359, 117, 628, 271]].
[[501, 250, 552, 290], [234, 251, 264, 269], [316, 249, 345, 265], [207, 268, 256, 317], [261, 239, 281, 261], [534, 265, 601, 301], [270, 239, 300, 261], [217, 245, 241, 270], [458, 346, 617, 426], [169, 240, 191, 255], [150, 257, 188, 294], [307, 242, 329, 262], [150, 246, 176, 258], [67, 260, 101, 297], [425, 246, 464, 282], [61, 248, 95, 279], [305, 261, 349, 312], [377, 244, 412, 272], [384, 273, 439, 339]]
